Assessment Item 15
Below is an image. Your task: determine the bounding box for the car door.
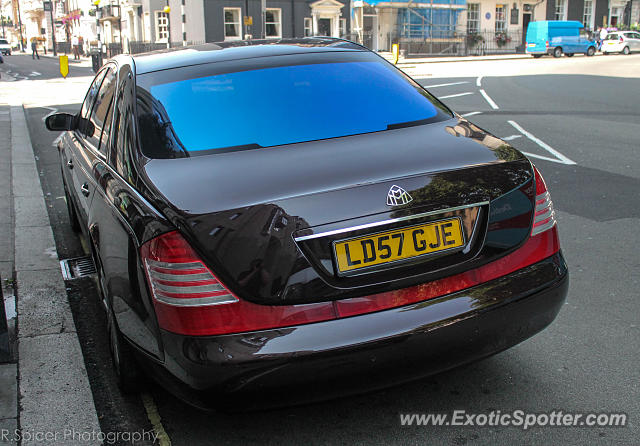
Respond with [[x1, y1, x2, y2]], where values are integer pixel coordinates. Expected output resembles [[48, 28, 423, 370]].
[[632, 33, 640, 51], [72, 65, 117, 229], [63, 68, 107, 231], [89, 63, 164, 357]]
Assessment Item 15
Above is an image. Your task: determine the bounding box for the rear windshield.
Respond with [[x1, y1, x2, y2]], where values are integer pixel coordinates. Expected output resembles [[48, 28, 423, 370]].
[[0, 39, 8, 44], [135, 52, 451, 158], [604, 34, 619, 40]]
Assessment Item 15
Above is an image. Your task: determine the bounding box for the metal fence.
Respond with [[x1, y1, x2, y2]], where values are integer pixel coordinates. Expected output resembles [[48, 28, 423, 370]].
[[395, 29, 523, 57], [127, 40, 206, 55]]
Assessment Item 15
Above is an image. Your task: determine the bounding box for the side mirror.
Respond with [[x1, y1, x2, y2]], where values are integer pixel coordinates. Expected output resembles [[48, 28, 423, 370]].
[[45, 113, 76, 131]]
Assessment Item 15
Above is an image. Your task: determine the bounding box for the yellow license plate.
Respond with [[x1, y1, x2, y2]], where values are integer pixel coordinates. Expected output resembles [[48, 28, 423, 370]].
[[334, 218, 465, 274], [528, 43, 536, 47]]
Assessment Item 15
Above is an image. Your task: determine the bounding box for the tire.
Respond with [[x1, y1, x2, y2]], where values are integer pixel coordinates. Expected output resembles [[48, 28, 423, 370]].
[[603, 51, 608, 55], [622, 46, 630, 55], [107, 306, 144, 394], [553, 47, 562, 58], [62, 171, 81, 232], [565, 53, 574, 57], [533, 54, 543, 58], [586, 47, 595, 57]]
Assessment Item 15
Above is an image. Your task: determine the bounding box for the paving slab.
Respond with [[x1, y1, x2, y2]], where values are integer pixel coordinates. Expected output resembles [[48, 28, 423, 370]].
[[0, 197, 10, 225], [0, 364, 17, 420], [11, 165, 42, 199], [14, 196, 50, 228], [19, 333, 100, 446], [0, 225, 13, 264], [0, 418, 17, 445], [16, 269, 74, 338], [14, 226, 58, 271]]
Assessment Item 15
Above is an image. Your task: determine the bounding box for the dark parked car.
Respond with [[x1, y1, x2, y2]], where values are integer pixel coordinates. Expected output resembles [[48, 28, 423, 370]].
[[45, 38, 568, 409]]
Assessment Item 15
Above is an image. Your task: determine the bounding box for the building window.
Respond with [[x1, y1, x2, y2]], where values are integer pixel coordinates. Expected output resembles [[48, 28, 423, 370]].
[[224, 8, 242, 40], [555, 0, 567, 21], [583, 0, 594, 29], [340, 18, 347, 37], [304, 17, 312, 36], [467, 3, 480, 34], [495, 5, 506, 33], [265, 8, 281, 38], [155, 12, 168, 42]]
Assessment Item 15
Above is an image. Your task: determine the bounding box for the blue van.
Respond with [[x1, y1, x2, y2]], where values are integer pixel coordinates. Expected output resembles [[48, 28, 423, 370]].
[[526, 21, 597, 58]]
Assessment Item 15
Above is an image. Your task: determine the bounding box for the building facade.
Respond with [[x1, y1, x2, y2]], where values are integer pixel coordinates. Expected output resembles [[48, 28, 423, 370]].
[[544, 0, 608, 30], [163, 0, 350, 46]]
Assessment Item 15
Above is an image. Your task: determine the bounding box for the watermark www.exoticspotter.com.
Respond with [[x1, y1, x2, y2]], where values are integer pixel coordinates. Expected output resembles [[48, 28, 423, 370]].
[[399, 410, 628, 430]]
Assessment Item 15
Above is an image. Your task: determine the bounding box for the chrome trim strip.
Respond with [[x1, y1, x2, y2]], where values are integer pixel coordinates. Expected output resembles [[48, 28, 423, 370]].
[[531, 215, 556, 236], [154, 294, 238, 307], [153, 282, 225, 293], [147, 260, 206, 271], [150, 271, 213, 282], [293, 201, 490, 242]]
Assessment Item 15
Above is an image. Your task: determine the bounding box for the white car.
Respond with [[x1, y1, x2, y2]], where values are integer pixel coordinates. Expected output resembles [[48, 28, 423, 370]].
[[601, 31, 640, 55], [0, 39, 11, 56]]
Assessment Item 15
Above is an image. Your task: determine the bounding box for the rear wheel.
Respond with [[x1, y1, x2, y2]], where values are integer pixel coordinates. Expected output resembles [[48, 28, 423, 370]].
[[107, 306, 144, 394], [622, 46, 630, 55], [586, 47, 595, 56], [565, 53, 574, 57], [533, 54, 543, 58], [553, 47, 562, 58], [602, 51, 609, 55]]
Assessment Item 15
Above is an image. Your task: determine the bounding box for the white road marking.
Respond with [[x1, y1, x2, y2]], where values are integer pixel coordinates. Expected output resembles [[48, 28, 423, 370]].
[[29, 71, 41, 77], [423, 81, 469, 88], [476, 76, 483, 87], [479, 89, 499, 109], [508, 120, 576, 165], [41, 106, 58, 122], [52, 132, 65, 148], [461, 111, 482, 117], [440, 92, 474, 99], [502, 135, 522, 141]]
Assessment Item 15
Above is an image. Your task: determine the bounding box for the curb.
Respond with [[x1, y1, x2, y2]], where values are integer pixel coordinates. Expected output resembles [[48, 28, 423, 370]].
[[11, 105, 101, 445]]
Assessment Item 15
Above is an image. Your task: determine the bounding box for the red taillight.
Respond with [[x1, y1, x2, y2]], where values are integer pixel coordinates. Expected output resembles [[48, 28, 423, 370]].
[[140, 231, 334, 336], [545, 41, 549, 47], [141, 231, 238, 306], [619, 36, 624, 43], [531, 165, 557, 236]]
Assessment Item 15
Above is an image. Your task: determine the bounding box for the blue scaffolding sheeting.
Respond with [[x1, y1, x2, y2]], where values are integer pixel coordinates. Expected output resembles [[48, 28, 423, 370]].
[[397, 7, 462, 38]]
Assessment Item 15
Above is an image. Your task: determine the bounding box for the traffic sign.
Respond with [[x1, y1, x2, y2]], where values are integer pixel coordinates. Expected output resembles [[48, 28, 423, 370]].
[[59, 55, 69, 78]]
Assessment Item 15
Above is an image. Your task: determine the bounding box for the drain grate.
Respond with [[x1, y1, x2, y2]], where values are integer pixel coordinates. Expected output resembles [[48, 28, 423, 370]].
[[60, 256, 97, 280]]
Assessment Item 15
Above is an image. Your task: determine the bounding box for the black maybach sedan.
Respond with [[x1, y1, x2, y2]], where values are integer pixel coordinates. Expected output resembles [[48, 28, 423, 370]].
[[46, 38, 568, 409]]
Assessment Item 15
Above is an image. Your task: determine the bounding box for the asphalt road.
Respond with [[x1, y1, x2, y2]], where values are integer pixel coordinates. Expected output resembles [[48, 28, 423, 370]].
[[0, 52, 91, 81], [14, 54, 640, 445]]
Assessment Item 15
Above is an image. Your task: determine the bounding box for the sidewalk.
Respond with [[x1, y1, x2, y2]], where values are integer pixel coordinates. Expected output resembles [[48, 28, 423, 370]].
[[382, 51, 607, 66], [37, 54, 93, 69], [0, 103, 101, 444]]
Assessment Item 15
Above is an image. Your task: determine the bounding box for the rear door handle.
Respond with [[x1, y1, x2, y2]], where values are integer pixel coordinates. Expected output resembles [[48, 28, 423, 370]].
[[80, 183, 90, 197], [67, 159, 74, 169]]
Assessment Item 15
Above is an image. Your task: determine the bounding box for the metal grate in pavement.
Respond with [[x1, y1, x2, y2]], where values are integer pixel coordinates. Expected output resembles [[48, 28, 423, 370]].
[[60, 256, 97, 280]]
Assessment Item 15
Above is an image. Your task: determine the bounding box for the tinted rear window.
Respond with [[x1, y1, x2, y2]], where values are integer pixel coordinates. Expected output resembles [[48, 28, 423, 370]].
[[604, 34, 619, 40], [135, 52, 450, 158], [0, 40, 8, 44]]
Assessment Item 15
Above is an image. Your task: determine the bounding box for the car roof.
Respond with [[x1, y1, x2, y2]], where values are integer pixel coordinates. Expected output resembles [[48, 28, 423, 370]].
[[115, 38, 367, 75]]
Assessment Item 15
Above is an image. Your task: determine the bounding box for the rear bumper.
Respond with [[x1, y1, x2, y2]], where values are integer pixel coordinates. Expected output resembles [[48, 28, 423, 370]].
[[139, 252, 568, 410]]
